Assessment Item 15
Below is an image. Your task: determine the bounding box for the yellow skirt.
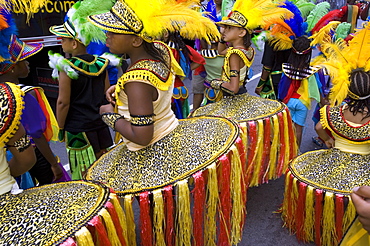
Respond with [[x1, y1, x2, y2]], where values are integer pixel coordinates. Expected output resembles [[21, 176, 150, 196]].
[[86, 116, 246, 246], [192, 93, 298, 187], [282, 148, 370, 246]]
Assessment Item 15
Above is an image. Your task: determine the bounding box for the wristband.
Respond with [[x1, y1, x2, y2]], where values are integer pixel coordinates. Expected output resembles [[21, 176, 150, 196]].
[[101, 112, 124, 130]]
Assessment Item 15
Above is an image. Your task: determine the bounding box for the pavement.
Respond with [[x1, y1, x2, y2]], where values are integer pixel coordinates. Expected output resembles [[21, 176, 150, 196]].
[[49, 45, 324, 245]]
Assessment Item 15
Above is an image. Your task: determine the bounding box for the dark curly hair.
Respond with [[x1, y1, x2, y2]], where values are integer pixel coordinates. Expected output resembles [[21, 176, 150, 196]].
[[287, 36, 312, 71], [347, 69, 370, 119], [142, 40, 169, 69]]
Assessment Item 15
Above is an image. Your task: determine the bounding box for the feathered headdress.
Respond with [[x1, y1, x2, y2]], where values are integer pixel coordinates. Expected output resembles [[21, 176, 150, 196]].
[[0, 0, 47, 21], [0, 7, 43, 73], [49, 0, 115, 46], [215, 0, 293, 33], [88, 0, 220, 43], [264, 0, 304, 51], [311, 22, 370, 106]]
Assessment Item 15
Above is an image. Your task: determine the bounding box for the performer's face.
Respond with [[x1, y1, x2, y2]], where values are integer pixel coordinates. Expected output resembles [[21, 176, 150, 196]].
[[60, 38, 74, 54], [221, 25, 245, 42], [106, 32, 134, 55], [15, 60, 30, 78]]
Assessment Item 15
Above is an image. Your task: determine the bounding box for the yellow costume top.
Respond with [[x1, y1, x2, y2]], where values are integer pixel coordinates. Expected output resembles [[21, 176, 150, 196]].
[[320, 105, 370, 155], [115, 42, 181, 151]]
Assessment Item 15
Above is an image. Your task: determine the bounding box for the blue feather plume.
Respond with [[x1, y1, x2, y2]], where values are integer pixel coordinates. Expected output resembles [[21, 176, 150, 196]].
[[280, 0, 304, 38], [0, 8, 18, 62]]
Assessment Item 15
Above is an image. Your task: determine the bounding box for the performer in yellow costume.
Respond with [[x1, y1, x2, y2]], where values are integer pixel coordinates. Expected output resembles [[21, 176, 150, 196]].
[[192, 0, 298, 187], [281, 21, 370, 246], [86, 0, 248, 245]]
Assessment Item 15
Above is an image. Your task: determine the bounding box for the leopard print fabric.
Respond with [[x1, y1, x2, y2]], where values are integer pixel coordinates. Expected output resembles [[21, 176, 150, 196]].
[[290, 148, 370, 194], [86, 116, 239, 196], [192, 93, 285, 122], [0, 181, 110, 245]]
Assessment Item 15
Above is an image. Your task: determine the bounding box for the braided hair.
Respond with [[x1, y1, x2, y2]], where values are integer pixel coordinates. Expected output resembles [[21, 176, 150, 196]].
[[142, 40, 169, 69], [287, 36, 312, 71], [347, 69, 370, 119]]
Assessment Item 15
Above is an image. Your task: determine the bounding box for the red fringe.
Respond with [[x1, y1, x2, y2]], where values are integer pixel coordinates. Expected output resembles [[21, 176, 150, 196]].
[[236, 137, 248, 229], [60, 238, 77, 246], [192, 171, 206, 246], [163, 185, 175, 246], [277, 112, 286, 177], [335, 194, 344, 241], [246, 121, 257, 185], [315, 189, 324, 246], [87, 215, 111, 246], [217, 155, 231, 246], [285, 109, 296, 160], [140, 191, 153, 246], [286, 173, 294, 228], [296, 182, 307, 241], [261, 117, 271, 184], [106, 201, 127, 246]]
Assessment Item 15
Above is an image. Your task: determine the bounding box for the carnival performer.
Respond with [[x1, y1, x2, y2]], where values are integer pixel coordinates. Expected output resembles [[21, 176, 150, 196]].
[[48, 0, 121, 180], [192, 0, 297, 187], [0, 9, 70, 185], [165, 31, 205, 119], [281, 21, 370, 246], [85, 0, 249, 245]]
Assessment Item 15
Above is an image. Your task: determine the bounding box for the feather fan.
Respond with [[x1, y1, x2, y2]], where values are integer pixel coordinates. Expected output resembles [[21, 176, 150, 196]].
[[0, 0, 48, 21], [311, 9, 345, 34], [306, 2, 330, 32], [280, 0, 304, 37]]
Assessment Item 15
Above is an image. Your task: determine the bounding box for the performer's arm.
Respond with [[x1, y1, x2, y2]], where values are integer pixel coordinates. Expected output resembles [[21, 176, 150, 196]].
[[315, 122, 334, 148], [255, 66, 271, 95], [7, 124, 36, 177], [351, 186, 370, 233], [219, 53, 242, 94], [100, 82, 157, 146], [56, 71, 71, 130]]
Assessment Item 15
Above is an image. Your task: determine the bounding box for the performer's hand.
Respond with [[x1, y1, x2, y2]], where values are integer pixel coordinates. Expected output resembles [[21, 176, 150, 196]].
[[51, 162, 63, 182], [255, 87, 262, 95], [351, 186, 370, 234], [100, 103, 115, 115], [324, 138, 334, 148], [58, 129, 65, 142], [106, 85, 116, 104]]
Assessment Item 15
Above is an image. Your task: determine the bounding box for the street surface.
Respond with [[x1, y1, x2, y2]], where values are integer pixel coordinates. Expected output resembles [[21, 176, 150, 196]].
[[49, 45, 322, 245]]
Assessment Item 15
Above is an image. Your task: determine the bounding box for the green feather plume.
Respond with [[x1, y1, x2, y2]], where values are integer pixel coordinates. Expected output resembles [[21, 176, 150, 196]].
[[306, 2, 330, 32], [296, 0, 315, 19], [70, 0, 115, 45], [335, 22, 351, 40]]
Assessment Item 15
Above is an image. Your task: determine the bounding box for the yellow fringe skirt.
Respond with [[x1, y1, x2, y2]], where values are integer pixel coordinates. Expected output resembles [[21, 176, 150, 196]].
[[0, 181, 126, 246], [86, 116, 247, 246], [192, 93, 298, 187], [281, 148, 370, 246]]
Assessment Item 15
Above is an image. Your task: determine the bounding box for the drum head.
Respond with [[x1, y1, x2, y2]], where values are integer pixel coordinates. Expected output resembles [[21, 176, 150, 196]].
[[0, 181, 110, 245]]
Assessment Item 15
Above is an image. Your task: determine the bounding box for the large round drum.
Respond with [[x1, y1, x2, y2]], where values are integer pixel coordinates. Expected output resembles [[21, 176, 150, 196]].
[[86, 116, 247, 246], [0, 181, 126, 245], [192, 93, 298, 186], [282, 148, 370, 246]]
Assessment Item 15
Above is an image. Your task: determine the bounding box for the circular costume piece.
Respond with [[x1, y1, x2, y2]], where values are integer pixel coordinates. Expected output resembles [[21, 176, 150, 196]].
[[192, 93, 297, 186], [0, 82, 24, 147], [281, 105, 370, 246], [87, 116, 247, 245], [0, 181, 127, 246]]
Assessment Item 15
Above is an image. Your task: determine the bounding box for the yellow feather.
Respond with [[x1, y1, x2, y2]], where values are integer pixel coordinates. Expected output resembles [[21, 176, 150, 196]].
[[347, 22, 370, 68], [125, 0, 220, 43], [232, 0, 293, 31], [309, 21, 341, 47]]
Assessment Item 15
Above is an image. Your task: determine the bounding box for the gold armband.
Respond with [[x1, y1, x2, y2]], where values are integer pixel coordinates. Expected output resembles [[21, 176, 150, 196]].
[[6, 134, 31, 152], [230, 70, 240, 77], [130, 114, 155, 126], [210, 79, 224, 90], [101, 112, 124, 130]]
